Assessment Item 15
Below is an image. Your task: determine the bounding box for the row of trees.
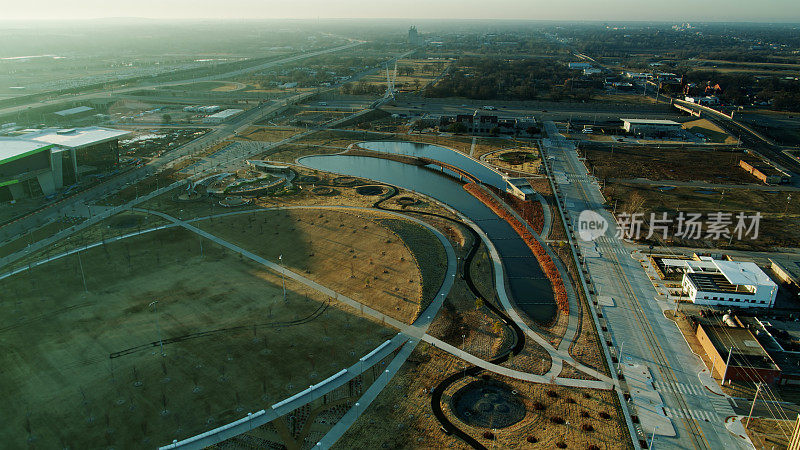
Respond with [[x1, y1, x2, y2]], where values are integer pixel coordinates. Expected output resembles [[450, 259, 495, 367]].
[[422, 57, 580, 101]]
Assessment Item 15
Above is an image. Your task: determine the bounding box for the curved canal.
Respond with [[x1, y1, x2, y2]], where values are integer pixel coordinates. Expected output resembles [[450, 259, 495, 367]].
[[299, 142, 556, 323]]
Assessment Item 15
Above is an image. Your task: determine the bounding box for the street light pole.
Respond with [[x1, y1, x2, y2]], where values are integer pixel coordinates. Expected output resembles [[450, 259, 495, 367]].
[[279, 254, 286, 302], [649, 425, 659, 449], [149, 300, 165, 357], [462, 333, 467, 378], [77, 249, 88, 293]]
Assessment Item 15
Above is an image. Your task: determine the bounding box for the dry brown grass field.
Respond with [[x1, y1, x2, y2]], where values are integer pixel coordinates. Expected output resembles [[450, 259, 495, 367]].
[[196, 208, 434, 324], [237, 126, 302, 142], [0, 203, 450, 447], [745, 417, 794, 449], [337, 344, 630, 449]]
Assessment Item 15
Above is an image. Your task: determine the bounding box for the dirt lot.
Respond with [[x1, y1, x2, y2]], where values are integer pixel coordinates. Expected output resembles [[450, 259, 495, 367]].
[[682, 118, 738, 144], [745, 417, 795, 449], [581, 143, 749, 184], [238, 126, 302, 142], [0, 227, 393, 449], [603, 182, 800, 249]]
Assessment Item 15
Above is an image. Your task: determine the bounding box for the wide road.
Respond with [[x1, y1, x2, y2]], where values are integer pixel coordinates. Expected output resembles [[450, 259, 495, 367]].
[[542, 121, 749, 450], [0, 45, 411, 244], [381, 98, 678, 122], [0, 41, 364, 119]]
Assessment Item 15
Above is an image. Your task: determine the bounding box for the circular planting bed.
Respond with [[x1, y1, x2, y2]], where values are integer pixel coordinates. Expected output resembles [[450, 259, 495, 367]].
[[332, 176, 359, 186], [395, 196, 420, 206], [355, 185, 385, 196], [311, 186, 339, 196], [218, 196, 252, 207], [451, 379, 526, 429], [297, 175, 321, 184], [498, 151, 536, 165]]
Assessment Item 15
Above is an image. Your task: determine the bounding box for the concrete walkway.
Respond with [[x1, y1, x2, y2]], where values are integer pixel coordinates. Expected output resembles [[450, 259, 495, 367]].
[[480, 187, 582, 371], [146, 205, 457, 449], [421, 333, 612, 390], [448, 205, 612, 385]]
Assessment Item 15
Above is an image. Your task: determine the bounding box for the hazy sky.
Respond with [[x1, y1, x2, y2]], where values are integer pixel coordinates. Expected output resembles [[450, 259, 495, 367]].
[[3, 0, 800, 22]]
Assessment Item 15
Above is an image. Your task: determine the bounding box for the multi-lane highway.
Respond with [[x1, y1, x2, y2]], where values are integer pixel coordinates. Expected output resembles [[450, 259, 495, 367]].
[[0, 40, 364, 120], [541, 121, 751, 449], [0, 45, 411, 245]]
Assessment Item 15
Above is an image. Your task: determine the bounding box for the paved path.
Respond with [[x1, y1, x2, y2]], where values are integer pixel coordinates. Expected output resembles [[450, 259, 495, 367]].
[[420, 334, 612, 390], [144, 205, 457, 449], [449, 204, 613, 385]]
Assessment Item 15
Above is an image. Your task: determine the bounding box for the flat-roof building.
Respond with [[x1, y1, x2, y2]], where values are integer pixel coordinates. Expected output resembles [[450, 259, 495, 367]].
[[568, 62, 594, 70], [679, 257, 778, 308], [0, 126, 130, 201], [202, 109, 244, 124], [621, 118, 682, 135], [695, 320, 781, 384], [51, 106, 95, 124]]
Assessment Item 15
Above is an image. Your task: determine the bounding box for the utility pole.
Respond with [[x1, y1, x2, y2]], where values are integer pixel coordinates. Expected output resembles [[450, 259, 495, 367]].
[[721, 347, 734, 385], [746, 382, 762, 427]]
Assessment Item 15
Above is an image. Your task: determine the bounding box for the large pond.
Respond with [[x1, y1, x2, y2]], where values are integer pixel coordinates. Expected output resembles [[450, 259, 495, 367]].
[[357, 141, 508, 190], [299, 144, 556, 323]]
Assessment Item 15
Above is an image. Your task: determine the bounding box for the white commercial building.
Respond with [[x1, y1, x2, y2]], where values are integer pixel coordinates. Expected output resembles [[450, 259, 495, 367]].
[[676, 257, 778, 308], [203, 109, 244, 124], [568, 62, 593, 70], [0, 127, 130, 200], [621, 118, 682, 135]]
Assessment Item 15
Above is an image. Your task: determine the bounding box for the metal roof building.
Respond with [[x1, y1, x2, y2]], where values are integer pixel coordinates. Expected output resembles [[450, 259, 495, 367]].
[[22, 127, 131, 149], [0, 127, 130, 201]]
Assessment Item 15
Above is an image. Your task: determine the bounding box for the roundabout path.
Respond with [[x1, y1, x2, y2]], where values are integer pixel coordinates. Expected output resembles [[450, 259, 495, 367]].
[[143, 205, 457, 449], [138, 206, 457, 337]]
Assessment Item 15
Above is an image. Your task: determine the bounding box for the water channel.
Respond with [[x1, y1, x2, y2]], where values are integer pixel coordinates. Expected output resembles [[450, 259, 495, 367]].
[[299, 141, 556, 323]]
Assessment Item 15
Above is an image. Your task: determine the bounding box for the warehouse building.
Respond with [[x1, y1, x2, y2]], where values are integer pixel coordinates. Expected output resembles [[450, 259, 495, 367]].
[[203, 109, 244, 124], [621, 118, 682, 135], [0, 126, 130, 201], [695, 319, 782, 384]]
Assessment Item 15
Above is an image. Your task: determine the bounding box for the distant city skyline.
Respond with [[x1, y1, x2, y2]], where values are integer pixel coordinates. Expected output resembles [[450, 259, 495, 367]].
[[2, 0, 800, 22]]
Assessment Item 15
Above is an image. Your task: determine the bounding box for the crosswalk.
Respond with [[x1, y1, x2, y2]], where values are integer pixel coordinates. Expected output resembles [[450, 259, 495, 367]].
[[708, 395, 735, 416], [653, 381, 736, 423], [566, 173, 596, 183], [595, 242, 630, 256], [663, 407, 720, 423], [653, 381, 706, 396]]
